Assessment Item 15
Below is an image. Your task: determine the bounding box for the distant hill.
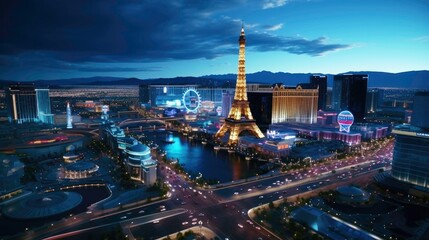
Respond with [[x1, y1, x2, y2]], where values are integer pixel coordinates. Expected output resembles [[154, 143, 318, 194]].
[[1, 70, 428, 89], [205, 70, 429, 88]]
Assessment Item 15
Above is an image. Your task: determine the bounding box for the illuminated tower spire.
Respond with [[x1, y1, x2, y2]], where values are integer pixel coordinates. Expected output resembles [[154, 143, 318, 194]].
[[234, 26, 247, 101], [66, 102, 73, 129], [215, 26, 264, 145]]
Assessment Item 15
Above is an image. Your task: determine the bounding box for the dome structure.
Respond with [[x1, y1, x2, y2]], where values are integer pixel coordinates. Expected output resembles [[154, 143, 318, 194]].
[[123, 142, 157, 185], [2, 191, 82, 219], [64, 161, 99, 179], [126, 143, 151, 166], [336, 186, 370, 203], [63, 151, 82, 163]]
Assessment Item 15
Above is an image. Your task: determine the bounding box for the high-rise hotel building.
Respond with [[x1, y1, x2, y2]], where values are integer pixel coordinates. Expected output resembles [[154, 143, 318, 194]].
[[5, 83, 53, 124], [36, 88, 54, 124], [310, 75, 327, 110], [271, 84, 318, 124], [391, 92, 429, 188], [332, 74, 368, 122], [6, 83, 38, 124]]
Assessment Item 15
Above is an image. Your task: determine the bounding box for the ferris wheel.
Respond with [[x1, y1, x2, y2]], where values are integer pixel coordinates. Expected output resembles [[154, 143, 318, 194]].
[[182, 88, 201, 113]]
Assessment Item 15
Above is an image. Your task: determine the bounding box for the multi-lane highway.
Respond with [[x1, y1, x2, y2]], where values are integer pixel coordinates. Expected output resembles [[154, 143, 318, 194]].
[[18, 141, 393, 240]]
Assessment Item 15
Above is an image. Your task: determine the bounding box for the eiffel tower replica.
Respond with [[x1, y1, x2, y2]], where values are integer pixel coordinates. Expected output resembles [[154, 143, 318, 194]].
[[215, 26, 264, 145]]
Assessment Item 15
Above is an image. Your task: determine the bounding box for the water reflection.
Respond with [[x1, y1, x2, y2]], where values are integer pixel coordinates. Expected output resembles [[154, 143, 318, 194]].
[[151, 132, 261, 182]]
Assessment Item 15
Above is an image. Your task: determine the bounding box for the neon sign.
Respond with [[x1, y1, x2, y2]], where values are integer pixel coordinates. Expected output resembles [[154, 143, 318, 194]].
[[337, 110, 354, 133]]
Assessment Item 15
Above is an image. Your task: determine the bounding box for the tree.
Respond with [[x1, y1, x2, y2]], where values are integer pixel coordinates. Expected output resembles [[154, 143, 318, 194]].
[[176, 232, 184, 240]]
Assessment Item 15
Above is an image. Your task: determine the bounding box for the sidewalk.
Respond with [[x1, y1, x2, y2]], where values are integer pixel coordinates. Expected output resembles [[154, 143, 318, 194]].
[[156, 226, 219, 240]]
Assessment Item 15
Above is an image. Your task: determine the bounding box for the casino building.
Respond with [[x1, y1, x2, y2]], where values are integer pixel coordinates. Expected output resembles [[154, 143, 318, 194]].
[[102, 124, 157, 186], [390, 92, 429, 189], [64, 161, 99, 179], [271, 84, 319, 124], [124, 143, 157, 185]]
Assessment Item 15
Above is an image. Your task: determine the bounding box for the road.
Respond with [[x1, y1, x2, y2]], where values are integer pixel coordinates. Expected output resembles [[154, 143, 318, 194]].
[[17, 140, 394, 240]]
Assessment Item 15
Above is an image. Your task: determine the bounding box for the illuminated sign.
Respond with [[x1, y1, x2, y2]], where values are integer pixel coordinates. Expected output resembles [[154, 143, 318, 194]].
[[417, 132, 429, 138], [216, 106, 222, 116], [163, 108, 179, 117], [102, 105, 109, 114], [337, 110, 354, 133]]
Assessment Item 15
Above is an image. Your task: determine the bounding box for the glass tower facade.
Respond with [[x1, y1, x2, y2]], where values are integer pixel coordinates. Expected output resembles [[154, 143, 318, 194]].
[[310, 75, 327, 111], [6, 84, 38, 124], [391, 125, 429, 188], [332, 74, 368, 122], [36, 88, 54, 124]]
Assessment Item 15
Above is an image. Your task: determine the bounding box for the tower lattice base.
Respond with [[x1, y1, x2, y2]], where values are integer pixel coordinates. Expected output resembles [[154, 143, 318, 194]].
[[215, 119, 264, 145]]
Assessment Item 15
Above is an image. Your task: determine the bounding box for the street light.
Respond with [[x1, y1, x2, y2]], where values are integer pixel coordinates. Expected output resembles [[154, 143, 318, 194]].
[[198, 220, 203, 235]]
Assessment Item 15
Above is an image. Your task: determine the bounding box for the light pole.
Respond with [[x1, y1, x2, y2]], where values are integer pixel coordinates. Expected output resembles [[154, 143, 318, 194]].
[[198, 220, 203, 236]]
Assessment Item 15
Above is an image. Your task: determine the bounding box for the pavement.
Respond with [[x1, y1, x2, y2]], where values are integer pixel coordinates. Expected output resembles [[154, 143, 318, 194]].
[[156, 226, 219, 240]]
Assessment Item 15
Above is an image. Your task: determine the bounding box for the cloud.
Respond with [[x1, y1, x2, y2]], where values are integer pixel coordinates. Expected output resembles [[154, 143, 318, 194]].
[[263, 23, 284, 31], [262, 0, 287, 9], [250, 35, 350, 56], [0, 0, 349, 67], [412, 36, 429, 42]]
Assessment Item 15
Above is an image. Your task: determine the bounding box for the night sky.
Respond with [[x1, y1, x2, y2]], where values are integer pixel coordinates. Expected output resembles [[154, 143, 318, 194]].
[[1, 0, 428, 81]]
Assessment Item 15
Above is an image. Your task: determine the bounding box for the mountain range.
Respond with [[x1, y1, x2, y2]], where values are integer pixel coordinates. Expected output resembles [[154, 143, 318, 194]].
[[1, 70, 428, 89]]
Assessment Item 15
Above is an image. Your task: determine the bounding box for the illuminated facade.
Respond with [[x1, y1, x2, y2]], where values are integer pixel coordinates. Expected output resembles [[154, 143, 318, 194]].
[[215, 27, 264, 144], [66, 102, 72, 129], [35, 88, 54, 124], [271, 84, 318, 124], [148, 84, 234, 110], [6, 83, 38, 124], [221, 91, 234, 117], [391, 125, 429, 188], [125, 143, 157, 186], [271, 122, 362, 146], [64, 161, 99, 179], [391, 92, 429, 188]]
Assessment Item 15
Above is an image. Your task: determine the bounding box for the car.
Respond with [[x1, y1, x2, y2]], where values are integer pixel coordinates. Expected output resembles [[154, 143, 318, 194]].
[[237, 224, 244, 228], [153, 220, 159, 223], [160, 208, 166, 212], [234, 192, 239, 195], [138, 210, 145, 214], [182, 221, 189, 225], [192, 221, 197, 225], [120, 216, 127, 219], [255, 226, 261, 230], [259, 195, 264, 199]]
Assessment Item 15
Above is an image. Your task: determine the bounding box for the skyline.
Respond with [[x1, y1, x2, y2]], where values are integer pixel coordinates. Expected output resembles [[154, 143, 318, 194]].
[[1, 0, 428, 81]]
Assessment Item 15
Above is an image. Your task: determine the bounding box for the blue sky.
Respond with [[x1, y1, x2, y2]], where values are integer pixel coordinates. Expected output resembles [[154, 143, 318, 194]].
[[0, 0, 428, 81]]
